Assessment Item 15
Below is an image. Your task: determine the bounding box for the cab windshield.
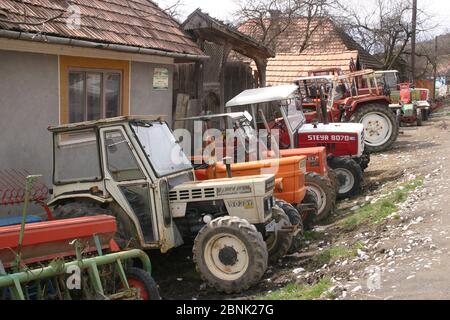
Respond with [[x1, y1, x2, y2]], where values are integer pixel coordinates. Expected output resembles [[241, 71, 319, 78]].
[[281, 99, 306, 133], [131, 121, 192, 177]]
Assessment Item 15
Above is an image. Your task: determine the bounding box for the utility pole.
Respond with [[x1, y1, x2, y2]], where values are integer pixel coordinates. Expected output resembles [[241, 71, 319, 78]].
[[411, 0, 417, 84], [433, 35, 438, 100]]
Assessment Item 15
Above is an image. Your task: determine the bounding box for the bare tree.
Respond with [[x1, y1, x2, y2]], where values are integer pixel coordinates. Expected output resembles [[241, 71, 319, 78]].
[[234, 0, 337, 52], [154, 0, 185, 21], [336, 0, 436, 75]]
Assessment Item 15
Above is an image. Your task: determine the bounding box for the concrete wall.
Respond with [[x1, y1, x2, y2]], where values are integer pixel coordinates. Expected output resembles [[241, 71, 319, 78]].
[[131, 62, 174, 124], [0, 50, 59, 184], [0, 50, 174, 215]]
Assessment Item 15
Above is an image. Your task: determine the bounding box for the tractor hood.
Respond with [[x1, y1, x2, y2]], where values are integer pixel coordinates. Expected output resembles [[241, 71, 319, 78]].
[[298, 122, 365, 157], [169, 174, 275, 200]]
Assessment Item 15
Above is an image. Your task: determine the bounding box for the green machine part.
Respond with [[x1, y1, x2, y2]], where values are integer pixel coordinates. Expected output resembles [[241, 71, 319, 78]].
[[0, 248, 152, 300]]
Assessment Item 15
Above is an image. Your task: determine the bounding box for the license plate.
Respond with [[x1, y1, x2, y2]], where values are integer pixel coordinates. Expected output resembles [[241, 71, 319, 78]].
[[265, 220, 277, 233]]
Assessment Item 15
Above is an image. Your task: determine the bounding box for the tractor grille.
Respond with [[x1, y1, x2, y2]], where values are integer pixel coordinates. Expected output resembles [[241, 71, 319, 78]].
[[169, 188, 216, 201]]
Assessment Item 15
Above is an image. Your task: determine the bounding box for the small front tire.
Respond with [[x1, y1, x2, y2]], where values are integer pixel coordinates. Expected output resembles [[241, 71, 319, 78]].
[[328, 157, 363, 200], [193, 216, 268, 294]]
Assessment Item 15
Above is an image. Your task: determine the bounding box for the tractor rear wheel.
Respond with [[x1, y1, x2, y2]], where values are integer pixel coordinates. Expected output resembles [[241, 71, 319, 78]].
[[305, 172, 335, 222], [328, 157, 363, 200], [53, 200, 139, 249], [125, 267, 161, 300], [351, 103, 399, 153], [193, 216, 268, 294], [276, 200, 304, 254]]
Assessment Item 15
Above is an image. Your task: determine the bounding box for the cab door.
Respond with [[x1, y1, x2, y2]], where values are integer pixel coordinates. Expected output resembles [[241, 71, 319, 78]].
[[99, 126, 177, 252]]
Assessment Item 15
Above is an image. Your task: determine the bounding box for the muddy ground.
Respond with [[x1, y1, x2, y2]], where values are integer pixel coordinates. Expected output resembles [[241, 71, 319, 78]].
[[150, 105, 450, 300]]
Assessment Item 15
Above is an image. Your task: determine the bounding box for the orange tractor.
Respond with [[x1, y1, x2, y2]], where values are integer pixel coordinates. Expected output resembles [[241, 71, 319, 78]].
[[179, 111, 336, 230]]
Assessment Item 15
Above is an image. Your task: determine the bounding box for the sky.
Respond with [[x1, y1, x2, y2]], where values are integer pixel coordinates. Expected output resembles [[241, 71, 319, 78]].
[[173, 0, 450, 36]]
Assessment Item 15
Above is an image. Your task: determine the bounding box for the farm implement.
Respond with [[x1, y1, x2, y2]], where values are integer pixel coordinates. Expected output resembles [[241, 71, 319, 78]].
[[0, 174, 160, 300]]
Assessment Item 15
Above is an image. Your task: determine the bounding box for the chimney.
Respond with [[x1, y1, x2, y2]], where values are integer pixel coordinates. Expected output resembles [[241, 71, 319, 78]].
[[268, 10, 282, 51]]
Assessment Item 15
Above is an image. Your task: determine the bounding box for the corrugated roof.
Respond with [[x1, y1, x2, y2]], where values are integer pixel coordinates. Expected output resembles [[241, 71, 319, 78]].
[[255, 51, 359, 86], [0, 0, 204, 56]]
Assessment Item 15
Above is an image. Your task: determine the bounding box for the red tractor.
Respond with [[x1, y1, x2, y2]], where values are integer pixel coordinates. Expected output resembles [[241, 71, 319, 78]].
[[226, 85, 366, 200], [298, 69, 399, 153]]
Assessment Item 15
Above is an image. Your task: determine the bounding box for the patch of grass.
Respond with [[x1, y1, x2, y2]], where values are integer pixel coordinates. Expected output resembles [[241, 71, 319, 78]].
[[340, 179, 423, 230], [304, 230, 324, 241], [259, 278, 333, 300], [312, 245, 359, 267]]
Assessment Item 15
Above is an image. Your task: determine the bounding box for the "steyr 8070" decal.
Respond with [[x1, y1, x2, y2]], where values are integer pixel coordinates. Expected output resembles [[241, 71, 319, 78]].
[[306, 134, 356, 142]]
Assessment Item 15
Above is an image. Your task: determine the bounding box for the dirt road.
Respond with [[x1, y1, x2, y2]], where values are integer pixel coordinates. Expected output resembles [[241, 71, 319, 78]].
[[346, 110, 450, 300], [152, 107, 450, 300]]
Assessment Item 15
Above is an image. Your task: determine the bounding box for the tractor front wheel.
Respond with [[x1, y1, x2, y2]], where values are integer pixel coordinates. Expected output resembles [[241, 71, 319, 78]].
[[265, 207, 293, 263], [299, 190, 319, 230], [276, 200, 304, 254], [193, 216, 268, 294], [305, 172, 335, 222], [417, 109, 423, 126], [328, 157, 363, 200]]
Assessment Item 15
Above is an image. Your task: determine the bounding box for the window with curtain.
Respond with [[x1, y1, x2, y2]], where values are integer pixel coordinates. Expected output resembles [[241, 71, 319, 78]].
[[68, 70, 122, 123]]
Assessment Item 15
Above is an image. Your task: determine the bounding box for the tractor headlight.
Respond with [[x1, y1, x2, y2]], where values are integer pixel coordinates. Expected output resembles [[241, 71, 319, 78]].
[[300, 159, 307, 174], [264, 196, 274, 218], [265, 177, 275, 193]]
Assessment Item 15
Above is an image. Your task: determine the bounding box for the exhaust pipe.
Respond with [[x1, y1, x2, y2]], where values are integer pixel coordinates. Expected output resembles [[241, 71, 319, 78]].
[[223, 157, 233, 178]]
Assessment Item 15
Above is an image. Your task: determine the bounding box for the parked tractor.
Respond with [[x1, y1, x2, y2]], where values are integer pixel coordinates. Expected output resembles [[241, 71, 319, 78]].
[[299, 69, 399, 153], [0, 174, 159, 300], [374, 70, 432, 123], [226, 85, 365, 200], [178, 111, 333, 225], [47, 116, 295, 294]]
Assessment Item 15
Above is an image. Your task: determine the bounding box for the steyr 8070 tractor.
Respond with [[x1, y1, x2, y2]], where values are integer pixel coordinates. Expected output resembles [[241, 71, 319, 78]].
[[226, 85, 366, 200], [299, 69, 399, 153], [178, 111, 334, 226], [47, 116, 295, 294]]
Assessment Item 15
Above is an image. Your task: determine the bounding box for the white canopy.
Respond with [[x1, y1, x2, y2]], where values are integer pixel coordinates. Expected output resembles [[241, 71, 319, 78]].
[[226, 85, 299, 108]]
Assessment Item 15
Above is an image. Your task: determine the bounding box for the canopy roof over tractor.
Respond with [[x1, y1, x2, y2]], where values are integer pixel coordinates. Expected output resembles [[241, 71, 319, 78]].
[[177, 111, 252, 122], [226, 85, 299, 108]]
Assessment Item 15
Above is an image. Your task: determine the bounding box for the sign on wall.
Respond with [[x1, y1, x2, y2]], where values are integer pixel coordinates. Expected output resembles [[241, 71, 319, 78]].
[[153, 68, 169, 90]]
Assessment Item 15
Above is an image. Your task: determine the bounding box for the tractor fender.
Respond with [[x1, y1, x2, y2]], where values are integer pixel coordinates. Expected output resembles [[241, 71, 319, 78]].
[[47, 193, 113, 207], [349, 96, 390, 115]]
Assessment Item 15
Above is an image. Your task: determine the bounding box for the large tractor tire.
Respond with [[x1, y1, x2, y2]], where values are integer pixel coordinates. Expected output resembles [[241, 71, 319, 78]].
[[328, 157, 363, 200], [299, 190, 319, 231], [193, 216, 268, 294], [350, 103, 399, 153], [305, 172, 335, 222], [125, 267, 161, 300], [276, 200, 304, 254], [53, 200, 139, 249], [265, 207, 293, 263]]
